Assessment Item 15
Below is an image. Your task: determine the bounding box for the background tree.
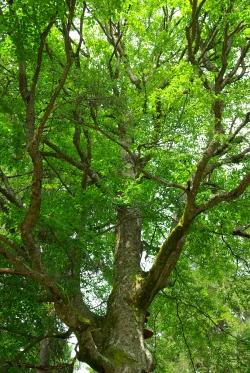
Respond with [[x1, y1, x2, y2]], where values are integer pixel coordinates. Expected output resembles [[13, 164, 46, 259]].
[[0, 0, 249, 372]]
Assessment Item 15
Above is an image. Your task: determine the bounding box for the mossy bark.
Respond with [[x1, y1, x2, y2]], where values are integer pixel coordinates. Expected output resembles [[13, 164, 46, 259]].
[[101, 206, 153, 372], [76, 206, 154, 372]]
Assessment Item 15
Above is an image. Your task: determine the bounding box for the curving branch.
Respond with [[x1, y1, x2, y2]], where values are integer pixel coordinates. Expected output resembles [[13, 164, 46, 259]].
[[139, 208, 195, 309], [197, 173, 250, 213]]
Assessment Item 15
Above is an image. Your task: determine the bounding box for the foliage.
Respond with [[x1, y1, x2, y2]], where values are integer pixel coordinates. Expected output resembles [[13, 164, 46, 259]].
[[0, 0, 249, 371]]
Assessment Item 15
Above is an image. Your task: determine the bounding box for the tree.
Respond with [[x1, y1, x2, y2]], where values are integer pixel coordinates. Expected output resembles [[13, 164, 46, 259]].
[[0, 0, 249, 371]]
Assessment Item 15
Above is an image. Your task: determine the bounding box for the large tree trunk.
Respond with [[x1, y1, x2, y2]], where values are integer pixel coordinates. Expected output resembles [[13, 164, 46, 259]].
[[76, 206, 154, 372], [101, 206, 153, 372]]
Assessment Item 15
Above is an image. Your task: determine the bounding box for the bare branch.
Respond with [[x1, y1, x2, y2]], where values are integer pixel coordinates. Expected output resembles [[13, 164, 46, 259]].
[[74, 2, 88, 64], [96, 16, 141, 89]]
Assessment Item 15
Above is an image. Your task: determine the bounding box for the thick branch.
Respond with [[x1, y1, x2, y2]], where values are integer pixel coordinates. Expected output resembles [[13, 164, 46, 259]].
[[138, 210, 194, 309], [197, 173, 250, 213], [20, 144, 43, 269]]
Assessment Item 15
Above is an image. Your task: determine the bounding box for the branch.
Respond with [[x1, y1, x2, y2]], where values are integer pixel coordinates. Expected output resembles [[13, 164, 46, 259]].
[[0, 245, 32, 277], [96, 16, 141, 89], [0, 267, 25, 275], [0, 62, 15, 77], [76, 329, 113, 372], [43, 138, 100, 189], [139, 173, 249, 309], [162, 291, 246, 341], [18, 60, 29, 103], [18, 13, 76, 270], [210, 112, 250, 158], [20, 145, 43, 270], [0, 168, 23, 207], [233, 224, 250, 239], [30, 19, 55, 97], [221, 235, 249, 270], [43, 140, 84, 170], [35, 60, 73, 142], [44, 157, 74, 196], [0, 234, 23, 254], [33, 6, 77, 144], [1, 328, 72, 368], [228, 112, 250, 143], [223, 39, 250, 86], [0, 243, 94, 330], [84, 122, 134, 158], [197, 173, 250, 213], [139, 210, 194, 309], [73, 2, 88, 64], [223, 147, 250, 164], [142, 170, 186, 191], [191, 141, 218, 195], [204, 146, 250, 178], [0, 186, 22, 208], [73, 117, 87, 164]]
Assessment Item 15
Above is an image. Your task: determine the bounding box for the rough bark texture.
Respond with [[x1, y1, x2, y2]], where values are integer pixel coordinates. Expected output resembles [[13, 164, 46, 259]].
[[101, 206, 153, 372]]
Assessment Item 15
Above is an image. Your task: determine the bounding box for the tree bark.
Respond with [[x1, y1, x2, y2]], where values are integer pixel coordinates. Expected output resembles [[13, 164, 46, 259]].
[[75, 206, 154, 372], [101, 206, 153, 372]]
